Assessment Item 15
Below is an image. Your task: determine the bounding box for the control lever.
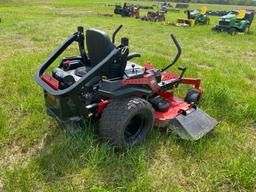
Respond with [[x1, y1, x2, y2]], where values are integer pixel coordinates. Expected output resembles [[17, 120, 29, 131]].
[[176, 66, 187, 87], [178, 66, 186, 79], [132, 64, 135, 73], [127, 52, 141, 60], [112, 25, 123, 44]]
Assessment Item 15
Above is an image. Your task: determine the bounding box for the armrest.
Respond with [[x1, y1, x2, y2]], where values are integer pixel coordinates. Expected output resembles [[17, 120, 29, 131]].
[[127, 52, 141, 60]]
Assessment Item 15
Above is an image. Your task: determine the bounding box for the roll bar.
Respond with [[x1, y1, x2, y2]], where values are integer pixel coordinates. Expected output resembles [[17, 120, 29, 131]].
[[35, 26, 119, 96]]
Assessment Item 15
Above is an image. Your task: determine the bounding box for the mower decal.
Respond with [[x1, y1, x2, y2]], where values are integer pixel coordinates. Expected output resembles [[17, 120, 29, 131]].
[[161, 72, 180, 80], [122, 75, 160, 93]]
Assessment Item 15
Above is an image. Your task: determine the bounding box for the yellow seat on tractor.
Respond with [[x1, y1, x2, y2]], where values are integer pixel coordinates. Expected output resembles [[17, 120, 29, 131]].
[[200, 7, 207, 15], [236, 10, 246, 19], [174, 7, 209, 27]]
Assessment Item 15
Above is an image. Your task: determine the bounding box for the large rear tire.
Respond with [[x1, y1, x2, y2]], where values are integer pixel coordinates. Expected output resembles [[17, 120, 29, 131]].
[[99, 97, 154, 148]]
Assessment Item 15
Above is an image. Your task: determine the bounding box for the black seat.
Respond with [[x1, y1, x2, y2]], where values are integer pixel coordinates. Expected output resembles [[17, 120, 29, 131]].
[[75, 28, 117, 78], [86, 29, 116, 67], [83, 28, 129, 79]]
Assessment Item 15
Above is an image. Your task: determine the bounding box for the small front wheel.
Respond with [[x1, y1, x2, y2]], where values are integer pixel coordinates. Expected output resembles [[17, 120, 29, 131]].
[[184, 89, 201, 105], [99, 97, 154, 148]]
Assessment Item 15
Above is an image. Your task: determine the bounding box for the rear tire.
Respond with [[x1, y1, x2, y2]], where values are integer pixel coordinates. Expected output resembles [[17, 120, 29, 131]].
[[99, 97, 154, 148]]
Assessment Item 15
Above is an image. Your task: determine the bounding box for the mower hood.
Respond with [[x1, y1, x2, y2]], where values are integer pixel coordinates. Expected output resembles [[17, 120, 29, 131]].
[[187, 9, 199, 19], [221, 13, 236, 20], [190, 9, 200, 16]]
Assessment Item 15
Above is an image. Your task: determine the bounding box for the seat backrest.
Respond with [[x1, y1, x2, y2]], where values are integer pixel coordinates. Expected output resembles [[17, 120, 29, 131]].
[[86, 28, 128, 79], [86, 29, 115, 66], [236, 10, 246, 19], [200, 7, 207, 15]]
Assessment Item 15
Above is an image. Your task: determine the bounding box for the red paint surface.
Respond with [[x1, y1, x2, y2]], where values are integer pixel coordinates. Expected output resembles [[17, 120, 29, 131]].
[[41, 74, 59, 90], [154, 91, 191, 121], [98, 100, 110, 113]]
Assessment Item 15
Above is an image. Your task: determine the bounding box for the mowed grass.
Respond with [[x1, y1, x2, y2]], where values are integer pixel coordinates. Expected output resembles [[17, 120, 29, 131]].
[[0, 0, 256, 191]]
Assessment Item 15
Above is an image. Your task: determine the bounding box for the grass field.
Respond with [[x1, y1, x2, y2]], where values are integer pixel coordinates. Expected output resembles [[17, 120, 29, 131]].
[[0, 0, 256, 191]]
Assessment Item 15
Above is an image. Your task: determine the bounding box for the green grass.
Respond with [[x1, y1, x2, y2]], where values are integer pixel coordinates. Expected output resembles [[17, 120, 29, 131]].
[[0, 0, 256, 191]]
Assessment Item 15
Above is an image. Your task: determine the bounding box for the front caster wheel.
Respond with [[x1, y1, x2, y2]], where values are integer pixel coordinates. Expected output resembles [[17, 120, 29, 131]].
[[99, 97, 154, 149], [184, 88, 201, 105]]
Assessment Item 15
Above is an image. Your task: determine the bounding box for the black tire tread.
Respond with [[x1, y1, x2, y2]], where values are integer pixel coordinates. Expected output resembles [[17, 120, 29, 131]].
[[99, 97, 154, 148]]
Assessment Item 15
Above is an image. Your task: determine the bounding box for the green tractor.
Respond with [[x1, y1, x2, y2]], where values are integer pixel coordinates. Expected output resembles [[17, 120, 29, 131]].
[[188, 7, 210, 25], [212, 10, 254, 35], [174, 7, 210, 27]]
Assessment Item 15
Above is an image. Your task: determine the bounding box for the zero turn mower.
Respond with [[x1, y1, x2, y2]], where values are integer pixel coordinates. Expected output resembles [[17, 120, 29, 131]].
[[114, 3, 140, 18], [140, 11, 166, 22], [35, 25, 218, 148], [212, 10, 254, 35]]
